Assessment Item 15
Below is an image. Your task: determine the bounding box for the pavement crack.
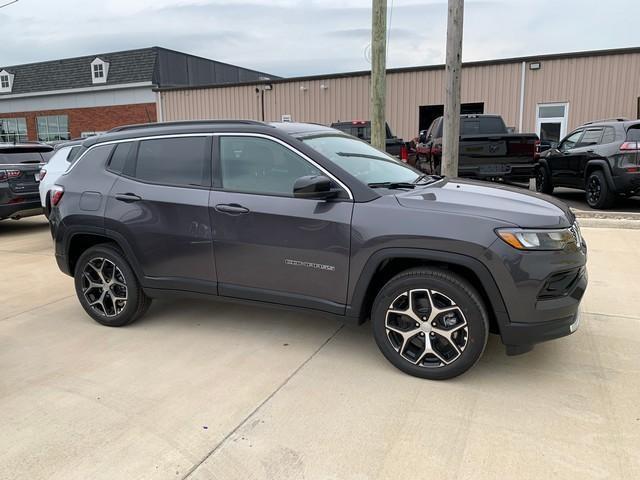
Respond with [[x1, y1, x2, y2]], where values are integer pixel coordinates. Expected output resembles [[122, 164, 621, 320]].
[[181, 323, 345, 480]]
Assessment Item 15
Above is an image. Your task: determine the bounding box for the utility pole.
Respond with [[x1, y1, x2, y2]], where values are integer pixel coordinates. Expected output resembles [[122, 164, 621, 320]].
[[370, 0, 387, 151], [442, 0, 464, 177]]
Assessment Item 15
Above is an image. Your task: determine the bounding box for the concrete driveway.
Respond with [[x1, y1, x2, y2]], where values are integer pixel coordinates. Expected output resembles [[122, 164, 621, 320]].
[[1, 217, 639, 480]]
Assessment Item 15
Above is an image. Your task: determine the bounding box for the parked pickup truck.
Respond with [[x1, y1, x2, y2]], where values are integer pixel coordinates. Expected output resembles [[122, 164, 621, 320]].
[[414, 115, 539, 182], [330, 120, 405, 158]]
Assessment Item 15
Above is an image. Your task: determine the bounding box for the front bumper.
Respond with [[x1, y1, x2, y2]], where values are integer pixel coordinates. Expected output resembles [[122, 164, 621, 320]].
[[499, 268, 587, 354]]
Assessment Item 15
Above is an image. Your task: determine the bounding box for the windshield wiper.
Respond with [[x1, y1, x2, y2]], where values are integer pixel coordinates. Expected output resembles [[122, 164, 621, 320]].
[[336, 151, 392, 162], [368, 182, 417, 189], [413, 174, 444, 184]]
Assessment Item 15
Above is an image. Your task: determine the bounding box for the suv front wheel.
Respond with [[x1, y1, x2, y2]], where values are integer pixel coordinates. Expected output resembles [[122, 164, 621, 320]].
[[74, 244, 151, 327], [371, 268, 489, 380]]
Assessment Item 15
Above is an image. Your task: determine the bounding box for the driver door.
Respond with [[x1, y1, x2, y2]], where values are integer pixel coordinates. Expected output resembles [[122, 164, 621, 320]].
[[549, 129, 584, 187], [210, 134, 353, 313]]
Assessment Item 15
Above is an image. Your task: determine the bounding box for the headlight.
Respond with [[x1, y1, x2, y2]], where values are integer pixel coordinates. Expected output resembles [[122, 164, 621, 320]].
[[496, 226, 580, 251]]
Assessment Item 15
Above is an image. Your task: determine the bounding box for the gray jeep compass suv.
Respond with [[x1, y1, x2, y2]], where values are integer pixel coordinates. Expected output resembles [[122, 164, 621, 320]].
[[49, 121, 587, 380]]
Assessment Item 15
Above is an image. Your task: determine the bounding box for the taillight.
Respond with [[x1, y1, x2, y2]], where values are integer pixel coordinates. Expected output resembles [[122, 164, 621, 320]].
[[39, 169, 47, 181], [6, 170, 21, 179], [534, 139, 541, 153], [0, 170, 6, 182], [51, 185, 64, 206], [620, 141, 640, 151], [400, 144, 408, 163]]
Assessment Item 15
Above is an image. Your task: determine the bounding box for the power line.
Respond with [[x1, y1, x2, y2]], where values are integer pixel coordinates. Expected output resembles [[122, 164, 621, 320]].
[[0, 0, 20, 9]]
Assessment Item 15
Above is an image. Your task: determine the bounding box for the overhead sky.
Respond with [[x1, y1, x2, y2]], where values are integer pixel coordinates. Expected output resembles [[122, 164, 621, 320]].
[[1, 0, 639, 77]]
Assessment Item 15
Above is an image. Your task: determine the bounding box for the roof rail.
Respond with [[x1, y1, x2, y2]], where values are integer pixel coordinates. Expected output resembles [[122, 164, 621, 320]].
[[108, 120, 267, 133], [583, 117, 629, 125]]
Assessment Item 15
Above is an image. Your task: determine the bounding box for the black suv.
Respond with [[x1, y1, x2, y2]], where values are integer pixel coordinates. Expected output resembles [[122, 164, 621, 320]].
[[50, 121, 587, 380], [536, 119, 640, 209], [1, 142, 53, 221]]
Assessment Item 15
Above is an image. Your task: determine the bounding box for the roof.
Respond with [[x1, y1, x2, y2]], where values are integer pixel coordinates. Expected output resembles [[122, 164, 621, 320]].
[[0, 47, 277, 97], [156, 45, 640, 92]]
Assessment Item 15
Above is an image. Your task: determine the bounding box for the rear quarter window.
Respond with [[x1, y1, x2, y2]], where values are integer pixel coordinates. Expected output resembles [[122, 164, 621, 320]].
[[626, 125, 640, 142]]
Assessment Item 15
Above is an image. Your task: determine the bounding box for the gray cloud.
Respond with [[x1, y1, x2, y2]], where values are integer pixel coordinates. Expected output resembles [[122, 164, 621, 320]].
[[1, 0, 638, 77]]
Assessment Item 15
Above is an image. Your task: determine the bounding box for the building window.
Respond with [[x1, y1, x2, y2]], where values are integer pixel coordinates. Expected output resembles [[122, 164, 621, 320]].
[[91, 58, 109, 84], [93, 63, 104, 79], [0, 118, 28, 142], [0, 69, 14, 93], [36, 115, 70, 142]]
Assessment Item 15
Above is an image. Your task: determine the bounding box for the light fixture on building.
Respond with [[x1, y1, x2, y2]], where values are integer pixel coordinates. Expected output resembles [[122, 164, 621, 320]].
[[320, 84, 329, 90], [300, 86, 308, 91], [529, 62, 541, 70], [263, 83, 273, 90]]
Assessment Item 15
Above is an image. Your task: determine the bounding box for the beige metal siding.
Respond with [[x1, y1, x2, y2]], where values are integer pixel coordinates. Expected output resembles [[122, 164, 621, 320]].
[[160, 51, 640, 141], [522, 52, 640, 132]]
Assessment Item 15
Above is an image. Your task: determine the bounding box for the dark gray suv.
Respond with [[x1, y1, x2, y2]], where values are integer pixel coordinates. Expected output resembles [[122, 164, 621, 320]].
[[49, 121, 588, 380]]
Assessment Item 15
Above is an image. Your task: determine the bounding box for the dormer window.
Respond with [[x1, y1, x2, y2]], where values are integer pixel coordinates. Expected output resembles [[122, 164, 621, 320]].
[[0, 70, 14, 93], [91, 58, 109, 84]]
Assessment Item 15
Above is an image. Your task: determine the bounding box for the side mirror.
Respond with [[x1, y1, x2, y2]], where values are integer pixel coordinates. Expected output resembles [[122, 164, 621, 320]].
[[293, 175, 341, 200]]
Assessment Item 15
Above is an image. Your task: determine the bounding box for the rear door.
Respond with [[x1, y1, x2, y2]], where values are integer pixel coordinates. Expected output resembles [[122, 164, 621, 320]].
[[570, 127, 604, 186], [104, 135, 216, 293], [0, 149, 48, 200], [210, 133, 353, 313]]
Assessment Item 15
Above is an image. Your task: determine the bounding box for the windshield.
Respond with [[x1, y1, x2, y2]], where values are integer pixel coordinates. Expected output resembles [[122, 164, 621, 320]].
[[302, 134, 421, 185]]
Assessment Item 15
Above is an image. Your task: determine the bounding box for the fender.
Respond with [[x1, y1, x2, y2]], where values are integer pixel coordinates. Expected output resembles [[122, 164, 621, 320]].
[[61, 226, 144, 281], [345, 248, 510, 330], [584, 159, 615, 189], [536, 157, 550, 171]]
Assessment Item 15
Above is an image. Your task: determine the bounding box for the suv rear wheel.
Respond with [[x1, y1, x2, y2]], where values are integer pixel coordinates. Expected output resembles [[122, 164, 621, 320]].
[[586, 170, 616, 209], [74, 244, 151, 327], [371, 268, 489, 380]]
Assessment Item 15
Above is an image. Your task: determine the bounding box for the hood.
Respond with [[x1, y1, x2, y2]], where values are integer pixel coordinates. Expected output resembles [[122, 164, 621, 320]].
[[395, 178, 574, 228]]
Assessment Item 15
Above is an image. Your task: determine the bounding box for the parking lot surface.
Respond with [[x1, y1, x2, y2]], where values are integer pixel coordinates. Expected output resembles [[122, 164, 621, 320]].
[[1, 217, 639, 480]]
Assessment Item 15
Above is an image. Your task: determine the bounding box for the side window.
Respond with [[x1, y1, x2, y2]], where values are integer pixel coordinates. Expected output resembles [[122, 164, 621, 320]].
[[219, 136, 321, 197], [132, 137, 210, 187], [107, 142, 135, 174], [577, 128, 603, 147], [559, 130, 583, 152], [68, 146, 86, 164], [600, 127, 616, 144]]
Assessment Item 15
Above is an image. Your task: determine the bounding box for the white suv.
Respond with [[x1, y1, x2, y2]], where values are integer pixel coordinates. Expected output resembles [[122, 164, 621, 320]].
[[39, 141, 83, 217]]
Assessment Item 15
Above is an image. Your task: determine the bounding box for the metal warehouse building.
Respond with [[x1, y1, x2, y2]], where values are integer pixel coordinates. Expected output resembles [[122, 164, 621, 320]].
[[156, 47, 640, 145]]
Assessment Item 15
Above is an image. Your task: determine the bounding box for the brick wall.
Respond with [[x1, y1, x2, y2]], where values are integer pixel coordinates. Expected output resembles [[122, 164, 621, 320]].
[[1, 103, 157, 141]]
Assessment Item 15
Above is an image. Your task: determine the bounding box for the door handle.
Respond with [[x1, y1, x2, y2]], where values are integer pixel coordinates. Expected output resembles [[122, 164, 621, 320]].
[[115, 193, 142, 203], [215, 203, 250, 215]]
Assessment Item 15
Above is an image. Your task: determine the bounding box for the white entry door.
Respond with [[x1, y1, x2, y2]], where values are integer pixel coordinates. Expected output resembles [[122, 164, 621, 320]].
[[536, 103, 569, 148]]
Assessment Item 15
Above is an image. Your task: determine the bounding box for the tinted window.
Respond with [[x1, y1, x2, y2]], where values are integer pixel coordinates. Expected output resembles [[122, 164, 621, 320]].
[[68, 146, 85, 164], [133, 137, 210, 187], [72, 145, 114, 169], [220, 136, 320, 196], [559, 130, 583, 152], [626, 125, 640, 141], [578, 128, 603, 146], [461, 117, 507, 135], [0, 151, 47, 164], [108, 142, 135, 173], [600, 127, 616, 144]]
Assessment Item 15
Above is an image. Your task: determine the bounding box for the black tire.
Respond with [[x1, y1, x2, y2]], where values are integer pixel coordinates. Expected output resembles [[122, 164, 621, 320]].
[[371, 268, 489, 380], [585, 170, 616, 209], [535, 166, 554, 194], [74, 244, 151, 327]]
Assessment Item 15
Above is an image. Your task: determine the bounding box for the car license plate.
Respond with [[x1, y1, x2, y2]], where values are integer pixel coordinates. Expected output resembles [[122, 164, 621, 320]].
[[479, 165, 511, 174]]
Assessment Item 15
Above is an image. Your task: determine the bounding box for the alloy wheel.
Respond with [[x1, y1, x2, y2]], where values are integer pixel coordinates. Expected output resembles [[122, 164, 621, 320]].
[[587, 176, 601, 205], [536, 169, 546, 192], [385, 289, 468, 368], [81, 257, 128, 317]]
